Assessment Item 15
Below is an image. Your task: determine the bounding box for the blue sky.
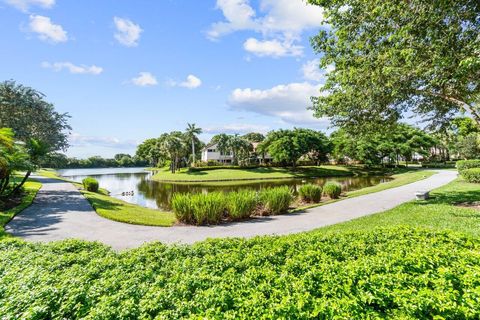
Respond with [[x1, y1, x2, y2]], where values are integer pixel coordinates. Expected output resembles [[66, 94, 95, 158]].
[[0, 0, 329, 158]]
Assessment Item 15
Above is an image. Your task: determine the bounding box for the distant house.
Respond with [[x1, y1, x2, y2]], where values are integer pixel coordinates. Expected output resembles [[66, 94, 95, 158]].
[[201, 143, 234, 164], [201, 142, 272, 164]]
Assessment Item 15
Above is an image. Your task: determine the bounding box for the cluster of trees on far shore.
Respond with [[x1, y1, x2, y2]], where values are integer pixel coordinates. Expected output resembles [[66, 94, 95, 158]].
[[40, 153, 148, 169], [134, 119, 480, 172]]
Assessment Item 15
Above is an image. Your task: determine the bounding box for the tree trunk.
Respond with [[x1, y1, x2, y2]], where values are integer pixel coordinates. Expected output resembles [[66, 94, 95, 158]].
[[191, 138, 196, 166], [9, 170, 31, 196]]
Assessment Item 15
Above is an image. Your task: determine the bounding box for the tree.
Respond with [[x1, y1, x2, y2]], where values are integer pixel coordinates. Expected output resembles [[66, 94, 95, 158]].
[[261, 129, 331, 168], [162, 132, 187, 173], [242, 132, 265, 143], [330, 124, 436, 166], [0, 128, 32, 196], [185, 123, 202, 165], [0, 81, 71, 190], [308, 0, 480, 130], [227, 134, 252, 165]]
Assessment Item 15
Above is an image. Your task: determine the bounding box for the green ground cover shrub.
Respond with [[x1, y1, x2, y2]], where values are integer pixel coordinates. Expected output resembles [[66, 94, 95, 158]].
[[0, 227, 479, 319], [323, 181, 342, 199], [259, 186, 293, 215], [457, 160, 480, 172], [82, 177, 99, 192], [421, 161, 456, 168], [460, 168, 480, 183], [225, 190, 258, 220], [298, 184, 322, 203], [172, 192, 225, 225]]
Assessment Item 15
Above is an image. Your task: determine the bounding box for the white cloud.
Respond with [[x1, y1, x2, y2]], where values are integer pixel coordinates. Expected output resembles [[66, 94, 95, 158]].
[[208, 0, 324, 57], [28, 15, 67, 43], [243, 37, 302, 57], [168, 74, 202, 89], [204, 123, 269, 135], [113, 17, 142, 47], [69, 133, 137, 149], [131, 72, 158, 86], [41, 61, 103, 75], [228, 82, 328, 126], [5, 0, 54, 12], [301, 59, 334, 82]]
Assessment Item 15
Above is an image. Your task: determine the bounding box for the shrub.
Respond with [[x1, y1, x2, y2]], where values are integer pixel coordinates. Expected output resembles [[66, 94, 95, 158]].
[[457, 160, 480, 172], [82, 177, 99, 192], [298, 184, 322, 203], [0, 228, 479, 318], [461, 168, 480, 183], [421, 162, 457, 168], [225, 190, 258, 220], [259, 186, 293, 215], [172, 192, 225, 225], [323, 181, 342, 199]]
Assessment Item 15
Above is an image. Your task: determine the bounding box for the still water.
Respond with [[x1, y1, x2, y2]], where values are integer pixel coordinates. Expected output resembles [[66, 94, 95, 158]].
[[58, 168, 391, 211]]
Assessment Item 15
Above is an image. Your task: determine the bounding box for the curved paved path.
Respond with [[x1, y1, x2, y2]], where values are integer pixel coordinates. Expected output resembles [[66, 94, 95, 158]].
[[6, 170, 457, 250]]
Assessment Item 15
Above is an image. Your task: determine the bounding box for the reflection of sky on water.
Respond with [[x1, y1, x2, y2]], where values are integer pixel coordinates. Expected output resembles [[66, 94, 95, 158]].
[[59, 168, 391, 211]]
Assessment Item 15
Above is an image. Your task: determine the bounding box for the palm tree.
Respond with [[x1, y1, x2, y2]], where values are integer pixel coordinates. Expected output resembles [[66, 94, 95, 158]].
[[185, 123, 202, 166], [162, 133, 186, 173], [228, 134, 252, 165]]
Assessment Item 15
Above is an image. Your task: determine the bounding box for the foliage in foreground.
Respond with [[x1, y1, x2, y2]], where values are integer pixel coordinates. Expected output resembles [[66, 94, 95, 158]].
[[0, 227, 479, 319]]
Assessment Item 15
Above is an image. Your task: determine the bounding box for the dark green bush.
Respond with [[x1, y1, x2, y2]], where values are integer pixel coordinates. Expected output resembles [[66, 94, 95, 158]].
[[225, 190, 258, 220], [82, 177, 99, 192], [457, 160, 480, 172], [172, 192, 226, 225], [298, 184, 322, 203], [259, 186, 293, 215], [0, 228, 479, 319], [323, 181, 342, 199], [461, 168, 480, 183]]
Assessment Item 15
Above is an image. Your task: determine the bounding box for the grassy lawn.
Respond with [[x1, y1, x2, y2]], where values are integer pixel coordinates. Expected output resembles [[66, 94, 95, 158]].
[[318, 177, 480, 237], [80, 190, 176, 227], [152, 165, 356, 182], [37, 169, 176, 227], [0, 179, 42, 239]]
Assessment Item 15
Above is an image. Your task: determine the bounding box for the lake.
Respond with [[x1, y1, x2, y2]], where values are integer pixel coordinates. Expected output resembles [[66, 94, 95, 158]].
[[58, 167, 391, 211]]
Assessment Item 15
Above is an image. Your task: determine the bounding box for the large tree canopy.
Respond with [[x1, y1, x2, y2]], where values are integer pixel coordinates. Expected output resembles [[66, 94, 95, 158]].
[[0, 80, 71, 152], [308, 0, 480, 130]]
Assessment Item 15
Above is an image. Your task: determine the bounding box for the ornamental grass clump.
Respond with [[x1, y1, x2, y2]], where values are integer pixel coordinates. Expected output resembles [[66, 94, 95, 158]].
[[226, 190, 258, 220], [172, 192, 226, 225], [259, 186, 293, 215], [323, 181, 342, 199], [298, 184, 322, 203], [82, 177, 99, 192]]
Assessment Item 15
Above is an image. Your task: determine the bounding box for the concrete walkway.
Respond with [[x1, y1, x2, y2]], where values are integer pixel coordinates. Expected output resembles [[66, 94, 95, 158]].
[[6, 170, 457, 250]]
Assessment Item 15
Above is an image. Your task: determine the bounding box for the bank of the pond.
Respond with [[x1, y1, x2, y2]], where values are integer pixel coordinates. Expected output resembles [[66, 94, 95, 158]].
[[0, 179, 41, 239], [151, 165, 356, 182]]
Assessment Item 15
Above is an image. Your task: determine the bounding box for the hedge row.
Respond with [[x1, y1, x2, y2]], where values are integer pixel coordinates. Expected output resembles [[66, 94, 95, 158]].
[[0, 227, 479, 319], [460, 168, 480, 183], [457, 160, 480, 172]]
